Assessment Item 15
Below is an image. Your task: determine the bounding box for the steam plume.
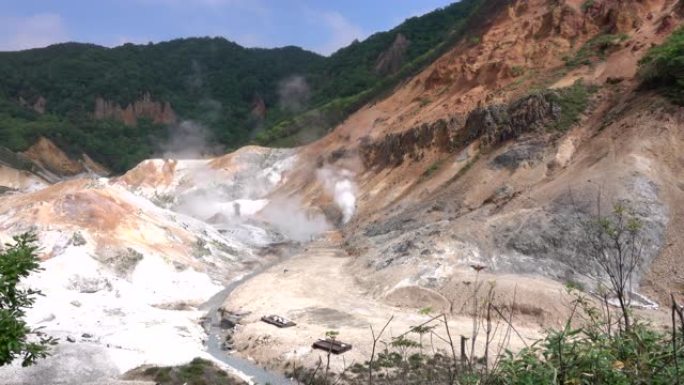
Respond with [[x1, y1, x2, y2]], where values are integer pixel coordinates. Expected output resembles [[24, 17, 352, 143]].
[[317, 166, 357, 223], [159, 121, 223, 159], [278, 76, 310, 113], [258, 197, 331, 242]]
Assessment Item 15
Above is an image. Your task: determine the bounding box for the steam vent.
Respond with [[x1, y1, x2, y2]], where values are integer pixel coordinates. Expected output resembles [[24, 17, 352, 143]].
[[1, 0, 684, 384]]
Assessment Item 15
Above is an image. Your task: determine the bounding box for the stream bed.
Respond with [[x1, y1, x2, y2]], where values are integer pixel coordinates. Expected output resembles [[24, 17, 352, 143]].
[[200, 271, 293, 385]]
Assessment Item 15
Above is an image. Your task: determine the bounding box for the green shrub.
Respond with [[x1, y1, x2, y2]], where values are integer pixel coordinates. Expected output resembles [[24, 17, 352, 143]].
[[639, 26, 684, 104], [131, 358, 243, 385], [549, 80, 597, 131], [510, 66, 525, 77], [494, 321, 684, 385], [565, 34, 628, 68], [0, 233, 57, 367], [581, 0, 595, 12]]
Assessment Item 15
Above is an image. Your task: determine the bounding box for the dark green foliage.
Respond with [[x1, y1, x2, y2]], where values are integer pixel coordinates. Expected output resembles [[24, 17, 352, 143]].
[[0, 0, 485, 171], [0, 39, 320, 172], [0, 40, 322, 122], [308, 0, 483, 105], [549, 81, 597, 131], [0, 100, 167, 172], [258, 0, 485, 145], [639, 26, 684, 104], [135, 357, 243, 385], [581, 0, 596, 12], [494, 317, 684, 385], [0, 233, 57, 367]]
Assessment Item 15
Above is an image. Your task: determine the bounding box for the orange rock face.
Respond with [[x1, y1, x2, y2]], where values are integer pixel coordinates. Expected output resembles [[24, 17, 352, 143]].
[[94, 92, 177, 126], [23, 137, 86, 176]]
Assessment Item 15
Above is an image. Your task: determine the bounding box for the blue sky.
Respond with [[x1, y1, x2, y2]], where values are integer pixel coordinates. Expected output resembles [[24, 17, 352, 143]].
[[0, 0, 457, 55]]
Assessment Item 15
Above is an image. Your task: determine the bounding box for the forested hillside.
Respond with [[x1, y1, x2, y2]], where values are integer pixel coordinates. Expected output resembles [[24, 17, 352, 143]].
[[0, 0, 483, 172]]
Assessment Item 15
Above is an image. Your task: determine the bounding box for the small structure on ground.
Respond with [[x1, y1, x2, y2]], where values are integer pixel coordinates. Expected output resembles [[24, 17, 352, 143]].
[[312, 339, 352, 354], [261, 315, 296, 328]]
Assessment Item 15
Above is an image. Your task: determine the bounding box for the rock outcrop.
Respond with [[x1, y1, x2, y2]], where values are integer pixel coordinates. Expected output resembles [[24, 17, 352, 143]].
[[23, 137, 87, 176], [22, 137, 108, 178], [94, 92, 177, 126], [359, 117, 461, 169], [465, 92, 561, 147], [375, 33, 410, 75], [359, 92, 561, 170], [250, 95, 267, 120], [18, 95, 47, 114]]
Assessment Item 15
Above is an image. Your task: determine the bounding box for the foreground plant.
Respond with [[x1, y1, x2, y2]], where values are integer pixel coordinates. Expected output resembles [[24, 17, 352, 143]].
[[0, 233, 57, 367]]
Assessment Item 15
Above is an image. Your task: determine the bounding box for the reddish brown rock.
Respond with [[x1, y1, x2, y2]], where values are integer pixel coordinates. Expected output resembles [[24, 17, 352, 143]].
[[94, 92, 177, 126]]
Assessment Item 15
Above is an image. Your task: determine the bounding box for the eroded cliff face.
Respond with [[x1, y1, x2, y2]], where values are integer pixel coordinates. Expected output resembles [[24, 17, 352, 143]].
[[18, 95, 47, 114], [375, 33, 410, 75], [23, 137, 109, 177], [23, 137, 87, 176], [357, 91, 564, 171], [250, 95, 267, 120], [94, 92, 177, 126]]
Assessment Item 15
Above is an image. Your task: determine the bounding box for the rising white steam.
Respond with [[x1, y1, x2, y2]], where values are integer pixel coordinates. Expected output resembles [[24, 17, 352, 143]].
[[258, 197, 331, 242], [278, 75, 310, 112], [165, 150, 332, 242], [317, 166, 357, 223], [159, 120, 223, 159]]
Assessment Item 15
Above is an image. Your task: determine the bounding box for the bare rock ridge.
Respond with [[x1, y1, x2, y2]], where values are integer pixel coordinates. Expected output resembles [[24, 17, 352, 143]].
[[250, 95, 267, 120], [0, 137, 108, 191], [0, 144, 66, 184], [465, 92, 561, 146], [359, 92, 560, 170], [16, 137, 109, 178], [18, 95, 47, 114], [375, 33, 410, 75], [24, 137, 91, 177], [94, 92, 177, 126]]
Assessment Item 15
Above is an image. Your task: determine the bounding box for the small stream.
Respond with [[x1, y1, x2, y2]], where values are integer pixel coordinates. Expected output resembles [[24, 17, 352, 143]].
[[199, 270, 293, 385]]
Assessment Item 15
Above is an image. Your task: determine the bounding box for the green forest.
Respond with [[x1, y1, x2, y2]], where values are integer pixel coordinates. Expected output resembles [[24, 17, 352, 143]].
[[0, 0, 484, 172]]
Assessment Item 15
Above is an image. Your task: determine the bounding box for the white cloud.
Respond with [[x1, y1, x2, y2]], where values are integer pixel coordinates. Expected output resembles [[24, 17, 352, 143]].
[[315, 11, 365, 56], [0, 13, 69, 51]]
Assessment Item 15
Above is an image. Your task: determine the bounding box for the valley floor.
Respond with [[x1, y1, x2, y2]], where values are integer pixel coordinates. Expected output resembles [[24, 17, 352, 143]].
[[223, 233, 548, 374]]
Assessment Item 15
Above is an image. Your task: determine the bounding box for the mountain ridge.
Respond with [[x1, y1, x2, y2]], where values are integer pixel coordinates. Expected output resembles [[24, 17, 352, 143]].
[[0, 0, 484, 172]]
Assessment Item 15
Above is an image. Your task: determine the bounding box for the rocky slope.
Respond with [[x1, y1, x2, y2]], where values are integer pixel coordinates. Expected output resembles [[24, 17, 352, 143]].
[[220, 0, 684, 372], [283, 0, 682, 298], [0, 146, 304, 384], [1, 0, 683, 383], [94, 93, 177, 126]]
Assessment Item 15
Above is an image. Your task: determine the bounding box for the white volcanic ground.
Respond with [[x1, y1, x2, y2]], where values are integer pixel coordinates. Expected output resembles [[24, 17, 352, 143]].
[[0, 146, 326, 384]]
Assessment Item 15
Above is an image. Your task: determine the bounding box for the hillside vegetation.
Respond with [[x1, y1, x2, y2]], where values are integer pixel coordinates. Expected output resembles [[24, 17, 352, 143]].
[[639, 25, 684, 104], [0, 0, 483, 172]]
